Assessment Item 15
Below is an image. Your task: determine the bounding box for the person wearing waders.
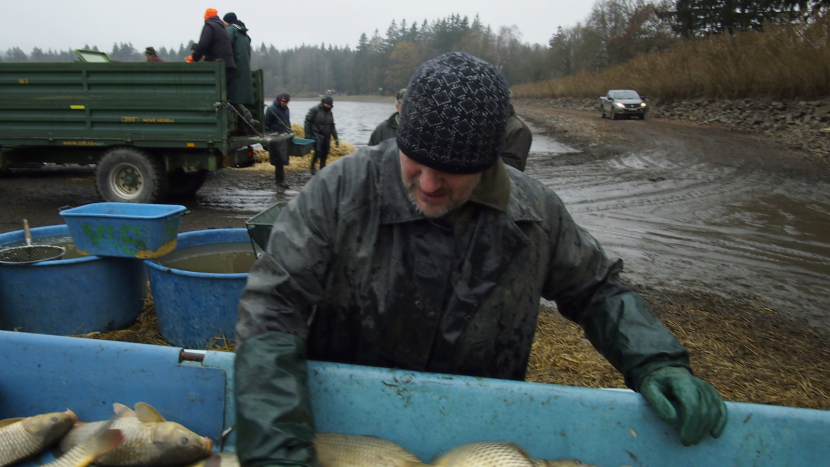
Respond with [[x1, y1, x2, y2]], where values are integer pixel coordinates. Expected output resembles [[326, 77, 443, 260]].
[[223, 12, 259, 135], [303, 96, 339, 175], [265, 93, 292, 188], [234, 53, 729, 467]]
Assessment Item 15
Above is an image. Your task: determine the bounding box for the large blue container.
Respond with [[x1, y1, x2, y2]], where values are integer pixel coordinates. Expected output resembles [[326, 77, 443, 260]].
[[0, 225, 148, 335], [145, 228, 251, 349], [60, 202, 187, 259], [4, 331, 830, 467]]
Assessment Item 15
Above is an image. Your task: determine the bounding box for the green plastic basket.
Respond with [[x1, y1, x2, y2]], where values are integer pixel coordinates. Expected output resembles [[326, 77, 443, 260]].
[[289, 137, 315, 157], [245, 202, 285, 250]]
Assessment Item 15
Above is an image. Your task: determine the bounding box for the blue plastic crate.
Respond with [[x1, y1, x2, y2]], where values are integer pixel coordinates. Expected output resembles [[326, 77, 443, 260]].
[[59, 202, 187, 258]]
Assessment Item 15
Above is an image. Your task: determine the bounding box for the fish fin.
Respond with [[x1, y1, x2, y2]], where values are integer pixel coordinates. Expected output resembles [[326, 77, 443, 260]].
[[134, 402, 166, 423], [0, 418, 23, 428], [113, 403, 136, 418], [85, 428, 124, 459]]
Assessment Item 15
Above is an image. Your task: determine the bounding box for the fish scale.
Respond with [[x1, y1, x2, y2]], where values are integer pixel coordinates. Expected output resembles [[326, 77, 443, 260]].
[[44, 429, 123, 467], [313, 433, 427, 467], [59, 403, 211, 467], [0, 411, 77, 467], [433, 442, 595, 467]]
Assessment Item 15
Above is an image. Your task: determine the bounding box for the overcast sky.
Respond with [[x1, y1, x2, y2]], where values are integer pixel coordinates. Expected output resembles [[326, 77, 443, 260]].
[[4, 0, 596, 54]]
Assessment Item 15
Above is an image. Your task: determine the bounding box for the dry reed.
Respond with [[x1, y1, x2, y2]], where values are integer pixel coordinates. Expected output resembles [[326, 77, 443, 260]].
[[511, 15, 830, 102], [242, 123, 357, 172]]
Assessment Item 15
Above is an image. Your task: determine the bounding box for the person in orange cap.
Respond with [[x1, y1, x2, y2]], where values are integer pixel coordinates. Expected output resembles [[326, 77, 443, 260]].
[[188, 8, 236, 92]]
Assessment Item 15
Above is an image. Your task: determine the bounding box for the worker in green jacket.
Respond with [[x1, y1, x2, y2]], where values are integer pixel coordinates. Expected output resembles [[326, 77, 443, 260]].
[[234, 53, 728, 467], [224, 12, 258, 135], [368, 88, 406, 146], [500, 103, 533, 171]]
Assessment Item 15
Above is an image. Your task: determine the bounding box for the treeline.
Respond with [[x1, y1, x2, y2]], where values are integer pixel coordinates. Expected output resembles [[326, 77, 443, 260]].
[[517, 0, 830, 101], [0, 14, 548, 98], [3, 1, 829, 99]]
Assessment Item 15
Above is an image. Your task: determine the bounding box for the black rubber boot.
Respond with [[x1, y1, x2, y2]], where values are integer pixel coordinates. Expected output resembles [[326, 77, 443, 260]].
[[275, 165, 288, 188]]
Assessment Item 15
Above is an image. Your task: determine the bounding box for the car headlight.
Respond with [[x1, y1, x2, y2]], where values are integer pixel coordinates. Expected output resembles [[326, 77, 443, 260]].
[[614, 102, 625, 108], [640, 103, 647, 107]]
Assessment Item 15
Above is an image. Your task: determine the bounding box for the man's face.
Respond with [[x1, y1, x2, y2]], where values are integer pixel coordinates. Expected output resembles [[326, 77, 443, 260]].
[[279, 100, 288, 108], [323, 103, 332, 110], [399, 151, 481, 218], [395, 101, 402, 114]]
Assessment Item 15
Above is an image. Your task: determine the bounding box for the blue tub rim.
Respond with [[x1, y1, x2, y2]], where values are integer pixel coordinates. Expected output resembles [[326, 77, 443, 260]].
[[0, 224, 101, 266], [143, 228, 251, 279], [59, 202, 188, 220]]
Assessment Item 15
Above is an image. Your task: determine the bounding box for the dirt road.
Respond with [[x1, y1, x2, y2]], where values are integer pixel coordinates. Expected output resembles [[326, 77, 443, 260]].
[[515, 101, 830, 335]]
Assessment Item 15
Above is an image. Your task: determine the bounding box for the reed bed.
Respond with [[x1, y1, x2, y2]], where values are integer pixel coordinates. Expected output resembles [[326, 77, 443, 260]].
[[242, 123, 356, 173], [512, 15, 830, 102]]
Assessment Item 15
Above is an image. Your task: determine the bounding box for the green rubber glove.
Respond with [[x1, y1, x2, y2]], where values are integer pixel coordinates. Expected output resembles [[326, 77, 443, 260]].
[[639, 366, 728, 446], [335, 138, 340, 147]]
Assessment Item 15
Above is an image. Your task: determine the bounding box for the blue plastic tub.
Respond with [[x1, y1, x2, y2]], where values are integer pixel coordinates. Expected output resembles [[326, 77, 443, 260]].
[[145, 229, 252, 349], [4, 331, 830, 467], [0, 225, 148, 335], [60, 202, 187, 259]]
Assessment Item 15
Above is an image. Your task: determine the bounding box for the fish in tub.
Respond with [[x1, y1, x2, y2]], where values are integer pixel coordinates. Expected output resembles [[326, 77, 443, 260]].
[[2, 330, 829, 467]]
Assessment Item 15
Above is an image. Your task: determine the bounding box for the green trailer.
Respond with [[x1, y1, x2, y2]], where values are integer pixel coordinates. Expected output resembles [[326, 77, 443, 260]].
[[0, 57, 292, 202]]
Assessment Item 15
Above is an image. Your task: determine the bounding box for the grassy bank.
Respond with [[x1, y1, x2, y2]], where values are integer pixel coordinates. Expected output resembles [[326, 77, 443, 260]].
[[512, 14, 830, 102]]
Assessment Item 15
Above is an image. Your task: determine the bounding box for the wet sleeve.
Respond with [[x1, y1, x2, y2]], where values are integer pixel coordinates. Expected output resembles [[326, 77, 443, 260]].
[[368, 124, 382, 146], [540, 195, 690, 389], [191, 25, 213, 62], [303, 109, 314, 139], [235, 175, 338, 466], [264, 107, 276, 132], [331, 119, 338, 141]]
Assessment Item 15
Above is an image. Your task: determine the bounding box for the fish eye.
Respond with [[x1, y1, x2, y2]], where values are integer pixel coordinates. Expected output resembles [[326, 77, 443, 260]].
[[180, 437, 189, 445], [50, 417, 59, 423]]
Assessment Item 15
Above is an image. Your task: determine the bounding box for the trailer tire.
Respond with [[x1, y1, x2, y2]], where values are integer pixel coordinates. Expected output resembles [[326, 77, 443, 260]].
[[166, 170, 209, 199], [96, 147, 168, 203]]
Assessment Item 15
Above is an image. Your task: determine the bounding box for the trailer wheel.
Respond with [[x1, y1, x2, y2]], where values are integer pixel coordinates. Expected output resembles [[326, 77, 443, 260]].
[[166, 170, 209, 199], [96, 147, 168, 203]]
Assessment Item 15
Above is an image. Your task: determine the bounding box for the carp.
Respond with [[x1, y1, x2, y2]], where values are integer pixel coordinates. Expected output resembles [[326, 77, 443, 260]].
[[0, 409, 77, 467], [433, 442, 596, 467], [313, 433, 428, 467], [58, 403, 212, 467], [44, 427, 124, 467]]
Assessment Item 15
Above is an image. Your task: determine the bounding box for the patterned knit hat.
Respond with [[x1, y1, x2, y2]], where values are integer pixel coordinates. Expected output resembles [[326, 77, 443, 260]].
[[397, 52, 510, 174]]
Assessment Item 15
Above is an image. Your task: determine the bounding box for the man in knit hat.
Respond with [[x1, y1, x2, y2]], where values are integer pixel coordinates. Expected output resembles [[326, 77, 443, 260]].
[[189, 8, 236, 100], [233, 53, 728, 467]]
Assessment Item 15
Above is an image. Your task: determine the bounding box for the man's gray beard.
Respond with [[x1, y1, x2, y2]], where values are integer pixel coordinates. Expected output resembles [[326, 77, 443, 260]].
[[405, 177, 480, 219]]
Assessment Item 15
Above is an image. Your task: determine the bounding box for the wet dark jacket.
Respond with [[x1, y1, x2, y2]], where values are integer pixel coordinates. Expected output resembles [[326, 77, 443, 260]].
[[265, 102, 291, 134], [234, 140, 690, 467], [500, 104, 533, 172], [303, 104, 338, 142], [227, 23, 254, 104], [368, 112, 399, 146], [192, 16, 236, 69]]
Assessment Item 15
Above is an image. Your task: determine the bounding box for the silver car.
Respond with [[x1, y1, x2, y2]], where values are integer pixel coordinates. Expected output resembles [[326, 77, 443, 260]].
[[600, 90, 647, 120]]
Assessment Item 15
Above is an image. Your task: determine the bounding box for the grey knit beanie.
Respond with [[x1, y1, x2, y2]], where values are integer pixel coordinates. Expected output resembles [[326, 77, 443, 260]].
[[397, 52, 510, 174]]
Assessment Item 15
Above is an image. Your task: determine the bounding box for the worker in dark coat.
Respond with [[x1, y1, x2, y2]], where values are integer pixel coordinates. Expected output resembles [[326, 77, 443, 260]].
[[265, 93, 291, 134], [190, 8, 235, 88], [222, 12, 258, 135], [266, 93, 291, 188], [303, 96, 339, 175], [368, 88, 406, 146], [500, 103, 533, 171], [223, 13, 254, 105], [234, 53, 728, 467]]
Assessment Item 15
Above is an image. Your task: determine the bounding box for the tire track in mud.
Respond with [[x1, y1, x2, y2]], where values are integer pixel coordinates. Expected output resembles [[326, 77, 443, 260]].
[[526, 125, 830, 332]]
